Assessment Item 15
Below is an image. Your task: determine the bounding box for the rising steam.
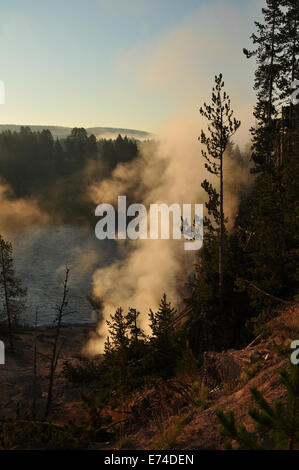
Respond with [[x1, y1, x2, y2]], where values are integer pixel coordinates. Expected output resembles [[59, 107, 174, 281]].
[[0, 182, 50, 238], [85, 0, 258, 354], [85, 109, 251, 355]]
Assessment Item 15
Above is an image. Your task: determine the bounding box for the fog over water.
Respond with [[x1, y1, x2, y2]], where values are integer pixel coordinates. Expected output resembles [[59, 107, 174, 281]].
[[10, 225, 114, 325]]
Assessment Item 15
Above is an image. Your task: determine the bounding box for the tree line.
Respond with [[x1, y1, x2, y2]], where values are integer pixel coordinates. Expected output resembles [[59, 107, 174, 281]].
[[185, 0, 298, 355], [0, 127, 139, 223]]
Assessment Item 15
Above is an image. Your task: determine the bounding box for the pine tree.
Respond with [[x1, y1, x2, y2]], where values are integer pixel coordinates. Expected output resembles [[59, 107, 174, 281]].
[[149, 293, 176, 339], [243, 0, 284, 169], [106, 307, 129, 350], [0, 235, 27, 353], [199, 73, 240, 314], [148, 294, 178, 378], [278, 0, 299, 100], [103, 336, 113, 357], [216, 364, 299, 450], [235, 0, 299, 319], [126, 308, 145, 343]]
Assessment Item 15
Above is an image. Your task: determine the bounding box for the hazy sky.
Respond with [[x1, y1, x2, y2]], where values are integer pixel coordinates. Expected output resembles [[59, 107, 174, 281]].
[[0, 0, 263, 135]]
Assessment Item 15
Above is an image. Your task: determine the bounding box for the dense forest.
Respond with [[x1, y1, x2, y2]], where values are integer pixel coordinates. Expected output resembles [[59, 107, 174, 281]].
[[0, 0, 298, 451], [0, 127, 139, 223]]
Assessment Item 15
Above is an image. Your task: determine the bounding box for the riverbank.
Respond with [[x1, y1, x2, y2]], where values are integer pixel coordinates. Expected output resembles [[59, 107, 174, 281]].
[[0, 323, 96, 422]]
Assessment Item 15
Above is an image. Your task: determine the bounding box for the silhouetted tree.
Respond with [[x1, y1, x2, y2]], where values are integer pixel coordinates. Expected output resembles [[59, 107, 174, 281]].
[[106, 307, 129, 350], [199, 73, 240, 314], [0, 235, 27, 353], [45, 266, 71, 418], [126, 308, 145, 343], [243, 0, 284, 169], [279, 0, 299, 99]]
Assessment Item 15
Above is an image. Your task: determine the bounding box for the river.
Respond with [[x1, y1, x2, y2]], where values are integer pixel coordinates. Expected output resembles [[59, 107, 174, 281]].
[[10, 225, 114, 325]]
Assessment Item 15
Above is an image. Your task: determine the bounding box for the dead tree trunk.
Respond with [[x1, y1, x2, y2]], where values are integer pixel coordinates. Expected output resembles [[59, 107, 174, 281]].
[[44, 266, 70, 418]]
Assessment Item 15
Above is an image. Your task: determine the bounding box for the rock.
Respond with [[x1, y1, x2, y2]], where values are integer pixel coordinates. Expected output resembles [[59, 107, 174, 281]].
[[202, 348, 257, 388], [248, 350, 261, 362], [130, 379, 191, 423]]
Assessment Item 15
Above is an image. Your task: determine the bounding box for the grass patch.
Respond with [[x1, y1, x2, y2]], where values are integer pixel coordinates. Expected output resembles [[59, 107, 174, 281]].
[[116, 437, 136, 450], [239, 360, 263, 386], [190, 381, 210, 410], [150, 415, 186, 450]]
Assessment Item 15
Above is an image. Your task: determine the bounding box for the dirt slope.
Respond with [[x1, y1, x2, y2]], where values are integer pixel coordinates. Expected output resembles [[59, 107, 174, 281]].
[[0, 304, 297, 450]]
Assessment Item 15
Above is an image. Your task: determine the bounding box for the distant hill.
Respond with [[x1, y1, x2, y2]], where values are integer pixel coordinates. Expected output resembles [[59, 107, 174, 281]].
[[0, 124, 152, 140]]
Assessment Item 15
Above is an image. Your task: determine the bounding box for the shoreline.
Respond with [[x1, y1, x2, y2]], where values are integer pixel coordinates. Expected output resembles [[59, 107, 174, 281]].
[[0, 322, 98, 422]]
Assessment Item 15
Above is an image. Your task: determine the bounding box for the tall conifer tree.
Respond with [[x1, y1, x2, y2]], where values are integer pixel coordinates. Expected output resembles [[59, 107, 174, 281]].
[[199, 74, 240, 314], [243, 0, 284, 169]]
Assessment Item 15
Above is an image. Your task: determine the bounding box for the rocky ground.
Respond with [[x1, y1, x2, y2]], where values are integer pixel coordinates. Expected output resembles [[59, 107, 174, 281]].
[[121, 304, 298, 450], [123, 337, 289, 450]]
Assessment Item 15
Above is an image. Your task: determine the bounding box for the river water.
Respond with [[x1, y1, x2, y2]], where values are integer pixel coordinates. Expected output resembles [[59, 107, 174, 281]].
[[10, 225, 114, 325]]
